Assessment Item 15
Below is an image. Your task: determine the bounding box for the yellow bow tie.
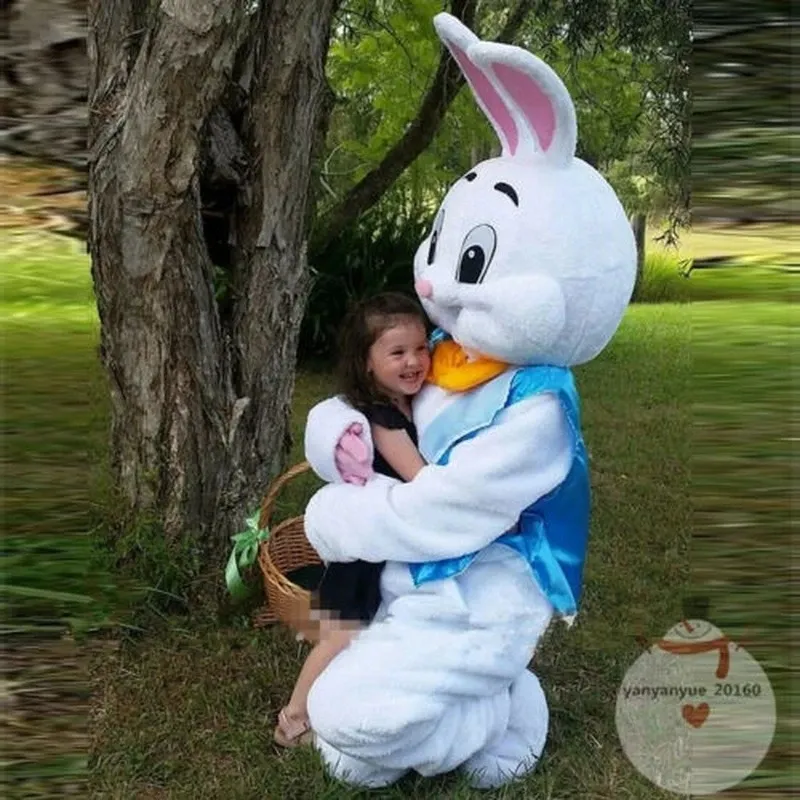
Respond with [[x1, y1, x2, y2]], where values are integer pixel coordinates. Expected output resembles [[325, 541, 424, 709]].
[[427, 339, 508, 392]]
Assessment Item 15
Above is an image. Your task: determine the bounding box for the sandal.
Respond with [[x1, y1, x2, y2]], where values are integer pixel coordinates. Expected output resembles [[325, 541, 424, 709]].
[[273, 707, 313, 748]]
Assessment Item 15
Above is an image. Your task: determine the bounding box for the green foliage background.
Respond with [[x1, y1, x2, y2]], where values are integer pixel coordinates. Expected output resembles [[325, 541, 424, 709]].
[[302, 0, 691, 358]]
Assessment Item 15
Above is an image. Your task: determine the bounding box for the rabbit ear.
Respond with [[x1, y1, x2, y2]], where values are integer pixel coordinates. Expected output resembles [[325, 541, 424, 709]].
[[433, 13, 520, 156], [470, 42, 577, 165]]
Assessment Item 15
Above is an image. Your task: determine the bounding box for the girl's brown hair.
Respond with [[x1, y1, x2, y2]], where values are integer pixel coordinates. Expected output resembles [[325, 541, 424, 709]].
[[336, 292, 427, 411]]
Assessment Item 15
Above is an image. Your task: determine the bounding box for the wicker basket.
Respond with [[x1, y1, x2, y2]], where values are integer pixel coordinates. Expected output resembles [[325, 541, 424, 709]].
[[255, 461, 324, 641]]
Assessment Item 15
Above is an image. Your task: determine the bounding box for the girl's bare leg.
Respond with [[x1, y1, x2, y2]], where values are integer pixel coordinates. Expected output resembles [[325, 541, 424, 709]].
[[280, 622, 360, 732]]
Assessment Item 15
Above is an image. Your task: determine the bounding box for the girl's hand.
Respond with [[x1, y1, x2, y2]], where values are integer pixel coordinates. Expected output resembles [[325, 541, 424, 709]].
[[335, 423, 373, 485]]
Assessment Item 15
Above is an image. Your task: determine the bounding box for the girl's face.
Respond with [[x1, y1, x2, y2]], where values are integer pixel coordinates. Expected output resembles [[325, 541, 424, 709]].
[[367, 319, 430, 401]]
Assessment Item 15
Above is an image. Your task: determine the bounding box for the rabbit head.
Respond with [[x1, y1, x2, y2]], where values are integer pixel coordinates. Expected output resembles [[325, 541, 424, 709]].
[[413, 14, 637, 367]]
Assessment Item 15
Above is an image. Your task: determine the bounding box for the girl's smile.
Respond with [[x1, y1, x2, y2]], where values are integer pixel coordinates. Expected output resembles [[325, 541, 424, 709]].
[[367, 321, 431, 402]]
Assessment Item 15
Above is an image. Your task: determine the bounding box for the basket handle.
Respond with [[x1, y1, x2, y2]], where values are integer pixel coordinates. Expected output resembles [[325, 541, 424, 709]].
[[258, 460, 311, 530]]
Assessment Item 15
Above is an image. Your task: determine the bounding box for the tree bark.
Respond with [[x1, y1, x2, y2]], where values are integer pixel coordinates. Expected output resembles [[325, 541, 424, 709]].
[[631, 213, 647, 299], [2, 0, 88, 168], [88, 0, 337, 580]]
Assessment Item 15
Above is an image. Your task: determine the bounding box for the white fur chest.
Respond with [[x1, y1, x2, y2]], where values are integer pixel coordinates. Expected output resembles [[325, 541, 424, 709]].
[[412, 382, 459, 435]]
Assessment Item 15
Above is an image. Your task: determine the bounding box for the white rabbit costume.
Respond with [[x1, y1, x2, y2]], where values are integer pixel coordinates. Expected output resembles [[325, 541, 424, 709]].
[[301, 14, 636, 789]]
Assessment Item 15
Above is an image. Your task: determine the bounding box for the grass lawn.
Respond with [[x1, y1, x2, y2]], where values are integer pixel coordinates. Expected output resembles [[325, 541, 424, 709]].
[[675, 222, 798, 265], [640, 222, 797, 305], [3, 226, 793, 798]]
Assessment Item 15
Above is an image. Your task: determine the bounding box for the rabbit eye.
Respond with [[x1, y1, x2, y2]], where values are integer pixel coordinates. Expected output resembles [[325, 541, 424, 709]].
[[427, 208, 445, 266], [427, 231, 438, 266], [457, 225, 496, 284]]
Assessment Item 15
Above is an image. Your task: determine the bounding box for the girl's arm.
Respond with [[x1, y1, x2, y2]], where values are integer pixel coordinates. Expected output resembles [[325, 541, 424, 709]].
[[370, 424, 427, 482]]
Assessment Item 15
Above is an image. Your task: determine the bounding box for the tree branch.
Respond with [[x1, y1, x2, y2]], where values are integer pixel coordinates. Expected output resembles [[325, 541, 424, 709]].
[[311, 0, 536, 254], [693, 20, 793, 46]]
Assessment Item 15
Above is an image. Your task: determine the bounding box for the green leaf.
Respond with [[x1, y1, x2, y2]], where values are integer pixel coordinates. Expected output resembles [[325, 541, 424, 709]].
[[1, 584, 95, 604]]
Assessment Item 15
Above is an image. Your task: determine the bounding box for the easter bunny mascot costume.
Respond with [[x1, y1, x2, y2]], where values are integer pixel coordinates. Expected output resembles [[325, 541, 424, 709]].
[[301, 13, 636, 789]]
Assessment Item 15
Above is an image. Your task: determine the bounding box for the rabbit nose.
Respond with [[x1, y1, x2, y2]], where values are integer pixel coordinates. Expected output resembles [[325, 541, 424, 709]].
[[415, 279, 433, 299]]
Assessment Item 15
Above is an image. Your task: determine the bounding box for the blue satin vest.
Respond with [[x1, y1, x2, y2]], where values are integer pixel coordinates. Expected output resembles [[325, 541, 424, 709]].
[[409, 361, 590, 616]]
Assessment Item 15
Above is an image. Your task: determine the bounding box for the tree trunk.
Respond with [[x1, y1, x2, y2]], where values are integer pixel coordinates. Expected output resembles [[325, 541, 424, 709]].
[[2, 0, 88, 168], [631, 213, 646, 299], [88, 0, 337, 584]]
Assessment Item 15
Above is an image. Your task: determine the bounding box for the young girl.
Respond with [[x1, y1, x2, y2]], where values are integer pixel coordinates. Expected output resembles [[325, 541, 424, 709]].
[[274, 292, 431, 747]]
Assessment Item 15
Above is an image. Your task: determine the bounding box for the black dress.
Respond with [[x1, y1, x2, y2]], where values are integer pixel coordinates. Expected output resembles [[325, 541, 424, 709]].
[[314, 402, 418, 623]]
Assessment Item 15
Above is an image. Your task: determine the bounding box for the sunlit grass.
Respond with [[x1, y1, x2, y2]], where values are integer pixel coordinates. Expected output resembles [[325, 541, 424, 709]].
[[639, 222, 796, 303], [650, 220, 798, 263], [677, 222, 798, 264]]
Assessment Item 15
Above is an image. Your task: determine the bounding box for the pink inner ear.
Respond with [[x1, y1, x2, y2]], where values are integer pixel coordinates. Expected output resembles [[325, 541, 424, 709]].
[[451, 44, 519, 156], [492, 62, 556, 152]]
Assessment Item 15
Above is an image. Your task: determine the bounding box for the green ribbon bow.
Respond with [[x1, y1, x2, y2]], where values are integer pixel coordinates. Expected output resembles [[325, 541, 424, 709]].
[[225, 512, 270, 599]]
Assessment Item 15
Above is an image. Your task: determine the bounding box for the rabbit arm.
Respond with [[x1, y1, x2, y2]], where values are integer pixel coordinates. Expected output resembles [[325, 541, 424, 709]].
[[304, 392, 572, 564], [304, 396, 374, 483]]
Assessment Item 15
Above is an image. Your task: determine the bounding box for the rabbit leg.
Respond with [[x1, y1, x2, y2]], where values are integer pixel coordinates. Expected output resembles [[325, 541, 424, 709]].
[[306, 606, 528, 781], [313, 734, 408, 788], [461, 668, 549, 789]]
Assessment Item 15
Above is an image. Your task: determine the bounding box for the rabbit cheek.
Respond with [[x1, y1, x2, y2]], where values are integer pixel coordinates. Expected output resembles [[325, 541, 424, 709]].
[[452, 308, 505, 358], [506, 299, 567, 364], [424, 300, 459, 336], [455, 283, 567, 365]]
